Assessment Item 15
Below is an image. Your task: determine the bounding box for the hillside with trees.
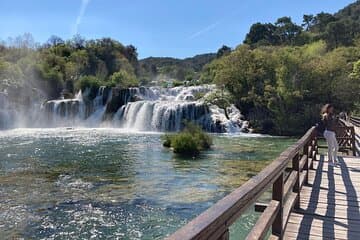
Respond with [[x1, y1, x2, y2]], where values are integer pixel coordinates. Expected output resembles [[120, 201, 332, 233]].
[[201, 1, 360, 135], [138, 53, 216, 86], [0, 35, 139, 100], [244, 1, 360, 49]]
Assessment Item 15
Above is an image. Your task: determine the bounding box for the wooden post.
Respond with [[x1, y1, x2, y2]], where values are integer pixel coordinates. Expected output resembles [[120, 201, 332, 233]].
[[292, 153, 300, 209], [351, 127, 356, 156], [310, 137, 315, 169], [272, 173, 284, 238], [218, 229, 229, 240], [303, 143, 309, 185], [308, 144, 314, 170]]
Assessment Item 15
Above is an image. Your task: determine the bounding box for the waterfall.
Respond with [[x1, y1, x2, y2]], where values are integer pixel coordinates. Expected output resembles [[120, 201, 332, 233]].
[[3, 84, 246, 133], [114, 85, 244, 132], [44, 97, 85, 127], [43, 86, 114, 127], [118, 101, 210, 131], [85, 87, 113, 126]]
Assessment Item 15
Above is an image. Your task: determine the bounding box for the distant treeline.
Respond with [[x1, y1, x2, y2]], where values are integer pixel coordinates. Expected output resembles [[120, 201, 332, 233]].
[[139, 53, 216, 86], [1, 1, 360, 135]]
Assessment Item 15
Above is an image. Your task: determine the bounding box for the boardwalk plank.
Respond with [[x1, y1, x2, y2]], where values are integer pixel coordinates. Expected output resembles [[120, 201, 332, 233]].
[[284, 154, 360, 239], [288, 214, 360, 233], [286, 221, 356, 239], [300, 198, 360, 207]]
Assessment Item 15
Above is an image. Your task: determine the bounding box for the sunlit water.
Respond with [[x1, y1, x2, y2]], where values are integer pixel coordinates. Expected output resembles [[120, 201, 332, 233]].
[[0, 128, 295, 239]]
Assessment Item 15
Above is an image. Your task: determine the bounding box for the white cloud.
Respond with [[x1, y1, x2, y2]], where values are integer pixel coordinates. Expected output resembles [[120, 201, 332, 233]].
[[188, 20, 221, 40], [72, 0, 91, 35]]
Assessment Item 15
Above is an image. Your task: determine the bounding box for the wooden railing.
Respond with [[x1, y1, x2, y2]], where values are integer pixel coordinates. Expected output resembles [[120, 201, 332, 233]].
[[166, 127, 318, 240], [349, 115, 360, 156], [350, 115, 360, 127], [167, 124, 357, 240], [338, 120, 357, 156], [316, 120, 356, 156]]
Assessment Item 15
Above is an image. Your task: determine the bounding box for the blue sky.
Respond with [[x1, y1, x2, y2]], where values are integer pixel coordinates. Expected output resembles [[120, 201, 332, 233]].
[[0, 0, 356, 59]]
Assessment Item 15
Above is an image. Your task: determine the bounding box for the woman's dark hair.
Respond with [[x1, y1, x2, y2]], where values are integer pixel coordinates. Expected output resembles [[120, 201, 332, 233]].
[[321, 103, 333, 115]]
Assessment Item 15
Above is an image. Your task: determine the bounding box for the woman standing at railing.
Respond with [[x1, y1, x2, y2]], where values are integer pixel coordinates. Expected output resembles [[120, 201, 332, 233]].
[[321, 104, 339, 166]]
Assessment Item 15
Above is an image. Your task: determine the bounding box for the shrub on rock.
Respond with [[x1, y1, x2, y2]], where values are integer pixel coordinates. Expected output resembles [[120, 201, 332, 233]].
[[162, 122, 213, 156]]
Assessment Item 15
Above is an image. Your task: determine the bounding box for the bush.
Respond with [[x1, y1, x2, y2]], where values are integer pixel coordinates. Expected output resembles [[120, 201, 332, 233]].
[[110, 70, 138, 88], [194, 92, 206, 100], [172, 80, 184, 87], [172, 132, 200, 155], [162, 122, 213, 156], [76, 75, 102, 90], [194, 129, 213, 149]]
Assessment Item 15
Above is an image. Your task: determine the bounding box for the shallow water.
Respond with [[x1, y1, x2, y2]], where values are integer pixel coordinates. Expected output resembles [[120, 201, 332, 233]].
[[0, 128, 295, 239]]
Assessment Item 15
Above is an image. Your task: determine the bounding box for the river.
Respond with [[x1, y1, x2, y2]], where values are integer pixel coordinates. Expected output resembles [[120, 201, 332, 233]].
[[0, 128, 294, 239]]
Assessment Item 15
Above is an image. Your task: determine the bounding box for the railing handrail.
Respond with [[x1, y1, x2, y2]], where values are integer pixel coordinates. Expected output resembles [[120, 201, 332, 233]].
[[167, 127, 316, 240], [341, 118, 354, 127], [349, 115, 360, 127]]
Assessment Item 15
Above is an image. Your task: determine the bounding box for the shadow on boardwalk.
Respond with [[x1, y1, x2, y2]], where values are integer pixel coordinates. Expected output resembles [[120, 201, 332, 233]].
[[285, 154, 360, 239]]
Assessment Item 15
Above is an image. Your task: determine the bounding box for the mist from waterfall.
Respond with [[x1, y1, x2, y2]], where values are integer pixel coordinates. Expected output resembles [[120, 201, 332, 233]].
[[0, 91, 13, 129], [0, 89, 43, 129]]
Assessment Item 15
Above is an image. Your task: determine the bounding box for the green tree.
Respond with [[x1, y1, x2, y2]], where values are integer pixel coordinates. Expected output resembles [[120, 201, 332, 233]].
[[312, 12, 337, 32], [110, 70, 138, 88], [274, 17, 302, 45], [302, 14, 315, 31], [204, 89, 233, 119], [326, 20, 352, 48], [350, 60, 360, 79], [216, 45, 232, 58], [47, 35, 64, 47], [76, 75, 102, 90], [244, 23, 278, 46]]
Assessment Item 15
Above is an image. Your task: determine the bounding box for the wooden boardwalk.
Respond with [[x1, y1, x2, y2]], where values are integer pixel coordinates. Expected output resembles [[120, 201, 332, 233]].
[[285, 123, 360, 240], [168, 118, 360, 240], [284, 155, 360, 240]]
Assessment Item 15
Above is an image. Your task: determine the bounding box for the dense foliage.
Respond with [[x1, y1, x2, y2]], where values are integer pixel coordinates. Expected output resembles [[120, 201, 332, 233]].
[[0, 34, 216, 99], [200, 1, 360, 135], [244, 2, 360, 49], [203, 42, 360, 135], [162, 123, 213, 156], [0, 35, 139, 98]]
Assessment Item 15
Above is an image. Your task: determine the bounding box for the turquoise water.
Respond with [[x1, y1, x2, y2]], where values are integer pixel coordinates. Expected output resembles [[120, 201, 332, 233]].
[[0, 128, 294, 239]]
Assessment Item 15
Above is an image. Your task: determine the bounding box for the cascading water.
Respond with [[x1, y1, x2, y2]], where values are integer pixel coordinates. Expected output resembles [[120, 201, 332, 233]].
[[43, 86, 114, 127], [0, 91, 15, 129], [86, 87, 113, 126], [44, 90, 85, 127], [1, 85, 247, 133], [114, 85, 245, 132], [118, 101, 210, 131]]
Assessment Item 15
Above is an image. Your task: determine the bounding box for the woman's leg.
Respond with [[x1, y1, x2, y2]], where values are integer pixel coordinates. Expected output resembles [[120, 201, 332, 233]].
[[324, 131, 333, 164], [332, 132, 339, 163]]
